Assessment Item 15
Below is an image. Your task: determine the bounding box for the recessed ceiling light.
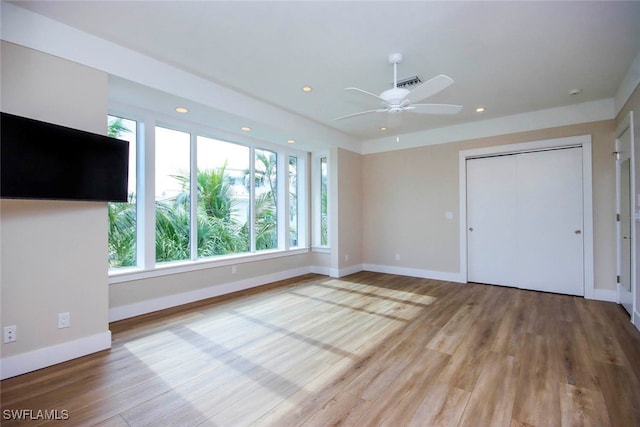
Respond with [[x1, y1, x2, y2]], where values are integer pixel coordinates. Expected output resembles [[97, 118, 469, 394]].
[[241, 126, 251, 132], [569, 89, 581, 96], [175, 107, 188, 113], [287, 139, 296, 144], [302, 86, 312, 93], [380, 127, 387, 132], [475, 107, 485, 113]]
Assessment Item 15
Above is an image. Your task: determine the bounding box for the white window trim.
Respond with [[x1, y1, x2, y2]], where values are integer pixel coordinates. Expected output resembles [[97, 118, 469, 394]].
[[278, 150, 287, 251], [189, 131, 198, 261], [141, 116, 155, 271]]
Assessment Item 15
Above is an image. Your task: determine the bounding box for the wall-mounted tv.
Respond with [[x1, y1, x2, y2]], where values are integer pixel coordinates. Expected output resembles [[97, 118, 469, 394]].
[[1, 112, 129, 202]]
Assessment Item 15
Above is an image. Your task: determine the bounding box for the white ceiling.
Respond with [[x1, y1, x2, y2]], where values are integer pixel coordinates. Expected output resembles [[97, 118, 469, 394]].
[[9, 1, 640, 142]]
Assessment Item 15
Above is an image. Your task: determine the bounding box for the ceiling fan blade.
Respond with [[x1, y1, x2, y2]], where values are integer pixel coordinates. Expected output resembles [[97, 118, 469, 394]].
[[345, 87, 387, 104], [334, 109, 386, 121], [405, 103, 463, 114], [404, 74, 454, 103]]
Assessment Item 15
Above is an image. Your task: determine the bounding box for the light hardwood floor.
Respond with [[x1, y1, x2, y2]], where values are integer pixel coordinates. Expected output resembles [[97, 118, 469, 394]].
[[2, 272, 640, 426]]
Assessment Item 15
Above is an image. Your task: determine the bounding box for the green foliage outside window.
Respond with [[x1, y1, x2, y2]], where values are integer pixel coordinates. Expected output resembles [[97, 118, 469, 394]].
[[253, 150, 278, 250], [108, 117, 136, 268], [320, 157, 328, 246]]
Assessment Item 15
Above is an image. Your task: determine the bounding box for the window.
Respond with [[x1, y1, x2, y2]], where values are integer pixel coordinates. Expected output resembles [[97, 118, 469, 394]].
[[320, 156, 329, 246], [196, 136, 250, 256], [255, 148, 278, 250], [107, 115, 137, 268], [289, 155, 299, 247], [155, 126, 191, 263], [312, 153, 329, 249], [108, 111, 309, 277]]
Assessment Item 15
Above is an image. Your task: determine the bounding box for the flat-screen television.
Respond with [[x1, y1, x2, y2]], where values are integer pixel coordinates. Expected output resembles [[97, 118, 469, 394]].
[[1, 112, 129, 202]]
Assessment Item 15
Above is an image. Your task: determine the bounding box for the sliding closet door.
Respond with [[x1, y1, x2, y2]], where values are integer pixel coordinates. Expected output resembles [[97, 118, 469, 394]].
[[517, 147, 584, 295], [467, 155, 518, 287], [466, 147, 584, 296]]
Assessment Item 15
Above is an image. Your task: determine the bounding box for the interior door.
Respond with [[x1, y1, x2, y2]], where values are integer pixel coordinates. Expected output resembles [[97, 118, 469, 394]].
[[467, 155, 518, 287], [617, 126, 633, 315], [516, 147, 584, 295]]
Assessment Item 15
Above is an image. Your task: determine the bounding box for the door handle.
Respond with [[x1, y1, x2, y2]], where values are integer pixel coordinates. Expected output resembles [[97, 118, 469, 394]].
[[469, 227, 474, 232], [574, 230, 582, 235], [623, 236, 631, 240]]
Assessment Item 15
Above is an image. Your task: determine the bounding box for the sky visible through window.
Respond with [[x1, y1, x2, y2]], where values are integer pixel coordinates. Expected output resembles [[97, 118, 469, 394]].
[[155, 127, 251, 200]]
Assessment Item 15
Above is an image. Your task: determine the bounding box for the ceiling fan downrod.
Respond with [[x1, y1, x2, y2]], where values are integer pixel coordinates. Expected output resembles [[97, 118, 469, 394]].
[[389, 53, 403, 89]]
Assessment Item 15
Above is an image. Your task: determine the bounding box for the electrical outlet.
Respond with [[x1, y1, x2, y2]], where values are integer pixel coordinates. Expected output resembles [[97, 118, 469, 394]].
[[395, 253, 401, 261], [231, 265, 237, 274], [58, 312, 70, 329], [4, 325, 16, 343]]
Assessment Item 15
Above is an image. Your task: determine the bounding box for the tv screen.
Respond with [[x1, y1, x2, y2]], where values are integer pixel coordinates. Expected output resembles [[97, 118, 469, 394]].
[[1, 112, 129, 202]]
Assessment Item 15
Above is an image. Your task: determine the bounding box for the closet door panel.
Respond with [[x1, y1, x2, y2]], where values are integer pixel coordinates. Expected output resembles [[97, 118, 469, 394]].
[[516, 147, 584, 295], [467, 155, 518, 287]]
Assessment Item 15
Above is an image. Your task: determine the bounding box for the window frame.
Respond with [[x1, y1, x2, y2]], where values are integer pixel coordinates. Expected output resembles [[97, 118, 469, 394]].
[[312, 151, 330, 251], [106, 111, 142, 272], [253, 146, 279, 252], [286, 153, 305, 250], [154, 124, 193, 264]]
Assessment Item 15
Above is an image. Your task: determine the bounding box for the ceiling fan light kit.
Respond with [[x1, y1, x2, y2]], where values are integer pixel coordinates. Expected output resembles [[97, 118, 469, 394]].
[[335, 52, 463, 121]]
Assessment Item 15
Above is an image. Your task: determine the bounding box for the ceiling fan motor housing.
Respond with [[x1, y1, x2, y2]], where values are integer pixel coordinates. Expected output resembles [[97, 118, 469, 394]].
[[381, 87, 411, 106]]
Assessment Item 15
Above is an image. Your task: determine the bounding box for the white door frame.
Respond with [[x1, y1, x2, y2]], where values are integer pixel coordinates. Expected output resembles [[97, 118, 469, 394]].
[[459, 135, 594, 298], [615, 111, 637, 317]]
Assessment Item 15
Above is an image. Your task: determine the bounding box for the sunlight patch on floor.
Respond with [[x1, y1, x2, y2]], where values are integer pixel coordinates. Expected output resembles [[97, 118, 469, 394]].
[[119, 276, 439, 425], [321, 279, 438, 305]]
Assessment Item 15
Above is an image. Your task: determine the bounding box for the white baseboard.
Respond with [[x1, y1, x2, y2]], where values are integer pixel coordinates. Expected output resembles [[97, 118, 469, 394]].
[[349, 265, 619, 302], [634, 310, 640, 333], [335, 264, 364, 278], [109, 266, 312, 322], [362, 264, 465, 283], [0, 331, 112, 380], [590, 288, 618, 302], [310, 265, 331, 276]]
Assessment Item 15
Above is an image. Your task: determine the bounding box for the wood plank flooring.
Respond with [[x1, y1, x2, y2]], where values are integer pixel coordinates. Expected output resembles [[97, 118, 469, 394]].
[[2, 272, 640, 426]]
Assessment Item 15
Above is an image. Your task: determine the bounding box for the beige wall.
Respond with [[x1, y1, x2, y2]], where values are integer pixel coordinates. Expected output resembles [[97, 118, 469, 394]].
[[109, 254, 310, 310], [1, 42, 110, 358], [309, 251, 331, 272], [335, 148, 363, 272], [363, 119, 617, 290]]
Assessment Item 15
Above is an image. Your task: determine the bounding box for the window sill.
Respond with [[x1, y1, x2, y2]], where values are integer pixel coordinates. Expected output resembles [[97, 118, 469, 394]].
[[108, 247, 310, 284]]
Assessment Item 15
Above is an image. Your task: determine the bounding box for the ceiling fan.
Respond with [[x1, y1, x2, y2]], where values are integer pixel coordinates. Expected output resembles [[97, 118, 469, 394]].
[[335, 53, 463, 121]]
